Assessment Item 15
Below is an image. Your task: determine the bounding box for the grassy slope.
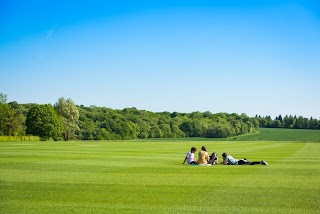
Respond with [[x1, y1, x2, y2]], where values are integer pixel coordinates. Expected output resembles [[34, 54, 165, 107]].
[[0, 141, 319, 213], [232, 128, 320, 141]]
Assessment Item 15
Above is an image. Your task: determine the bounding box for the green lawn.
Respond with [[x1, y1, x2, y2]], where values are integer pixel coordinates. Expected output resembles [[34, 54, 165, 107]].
[[0, 141, 319, 213], [231, 128, 320, 141]]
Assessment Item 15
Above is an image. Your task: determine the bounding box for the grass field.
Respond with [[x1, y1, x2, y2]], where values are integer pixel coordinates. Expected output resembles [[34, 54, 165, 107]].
[[232, 128, 320, 141], [1, 140, 319, 213]]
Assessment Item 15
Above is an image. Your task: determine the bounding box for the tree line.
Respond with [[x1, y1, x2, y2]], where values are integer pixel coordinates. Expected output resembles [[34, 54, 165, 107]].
[[76, 106, 259, 140], [0, 92, 319, 141], [256, 115, 320, 129]]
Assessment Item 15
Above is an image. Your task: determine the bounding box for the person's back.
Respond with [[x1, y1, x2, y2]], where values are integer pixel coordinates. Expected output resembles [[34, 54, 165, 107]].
[[222, 153, 238, 165], [198, 146, 209, 164], [225, 155, 238, 165]]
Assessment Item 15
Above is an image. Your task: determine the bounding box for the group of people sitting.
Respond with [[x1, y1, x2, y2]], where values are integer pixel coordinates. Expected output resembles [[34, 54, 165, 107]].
[[183, 146, 268, 166]]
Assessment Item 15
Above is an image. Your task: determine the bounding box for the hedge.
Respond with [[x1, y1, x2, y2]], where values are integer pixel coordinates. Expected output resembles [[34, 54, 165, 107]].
[[0, 136, 40, 142]]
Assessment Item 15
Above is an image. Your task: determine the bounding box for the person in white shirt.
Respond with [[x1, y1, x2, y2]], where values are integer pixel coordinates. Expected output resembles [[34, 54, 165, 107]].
[[183, 147, 197, 165]]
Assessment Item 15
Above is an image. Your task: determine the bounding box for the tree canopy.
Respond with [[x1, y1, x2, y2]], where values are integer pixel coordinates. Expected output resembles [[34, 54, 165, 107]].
[[1, 92, 319, 141], [26, 104, 63, 141], [54, 97, 80, 141], [0, 103, 23, 136]]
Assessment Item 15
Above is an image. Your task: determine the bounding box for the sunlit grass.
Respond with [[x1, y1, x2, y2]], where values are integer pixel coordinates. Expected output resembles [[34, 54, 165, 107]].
[[0, 141, 319, 213]]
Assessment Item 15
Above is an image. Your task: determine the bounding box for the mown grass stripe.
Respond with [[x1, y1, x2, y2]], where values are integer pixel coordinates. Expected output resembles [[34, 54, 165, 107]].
[[0, 141, 319, 213]]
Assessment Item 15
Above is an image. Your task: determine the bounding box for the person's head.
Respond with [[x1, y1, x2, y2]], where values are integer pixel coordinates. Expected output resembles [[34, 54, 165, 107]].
[[191, 147, 197, 153], [201, 146, 207, 152], [222, 152, 227, 158], [211, 152, 216, 157]]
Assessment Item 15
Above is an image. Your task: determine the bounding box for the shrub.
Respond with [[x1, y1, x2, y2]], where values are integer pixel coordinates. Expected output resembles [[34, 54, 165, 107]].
[[0, 136, 40, 142]]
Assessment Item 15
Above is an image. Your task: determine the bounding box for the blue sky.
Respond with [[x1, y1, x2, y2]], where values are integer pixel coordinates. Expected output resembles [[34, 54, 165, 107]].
[[1, 0, 319, 118]]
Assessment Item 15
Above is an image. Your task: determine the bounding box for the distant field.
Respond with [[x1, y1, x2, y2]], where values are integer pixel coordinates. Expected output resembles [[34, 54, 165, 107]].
[[232, 128, 320, 141], [0, 141, 319, 213]]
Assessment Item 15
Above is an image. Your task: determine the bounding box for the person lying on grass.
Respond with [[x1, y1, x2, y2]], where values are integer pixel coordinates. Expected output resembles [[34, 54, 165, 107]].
[[183, 147, 197, 165], [220, 152, 268, 165]]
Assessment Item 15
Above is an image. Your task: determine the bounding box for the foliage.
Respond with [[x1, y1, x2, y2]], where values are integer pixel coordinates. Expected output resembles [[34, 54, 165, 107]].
[[256, 114, 320, 130], [0, 136, 40, 142], [0, 95, 24, 136], [0, 104, 18, 135], [26, 104, 63, 141], [74, 106, 261, 140], [54, 97, 80, 141], [0, 92, 7, 104], [1, 91, 319, 141]]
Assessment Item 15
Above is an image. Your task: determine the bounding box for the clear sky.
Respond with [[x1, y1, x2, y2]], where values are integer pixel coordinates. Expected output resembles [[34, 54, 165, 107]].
[[1, 0, 319, 118]]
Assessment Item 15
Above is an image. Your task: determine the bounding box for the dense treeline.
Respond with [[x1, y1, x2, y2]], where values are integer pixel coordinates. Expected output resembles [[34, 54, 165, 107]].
[[76, 106, 259, 140], [256, 115, 320, 129], [0, 92, 319, 141]]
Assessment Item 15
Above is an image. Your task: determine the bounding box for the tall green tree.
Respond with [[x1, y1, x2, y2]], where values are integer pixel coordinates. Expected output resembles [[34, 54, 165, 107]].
[[0, 94, 24, 136], [179, 119, 203, 137], [0, 92, 7, 104], [149, 124, 163, 138], [159, 124, 172, 138], [54, 97, 80, 141], [309, 117, 319, 129], [271, 120, 282, 128], [136, 120, 150, 138], [170, 123, 185, 138], [283, 115, 296, 128], [26, 104, 63, 140], [294, 116, 304, 129], [78, 119, 96, 140], [0, 104, 23, 135]]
